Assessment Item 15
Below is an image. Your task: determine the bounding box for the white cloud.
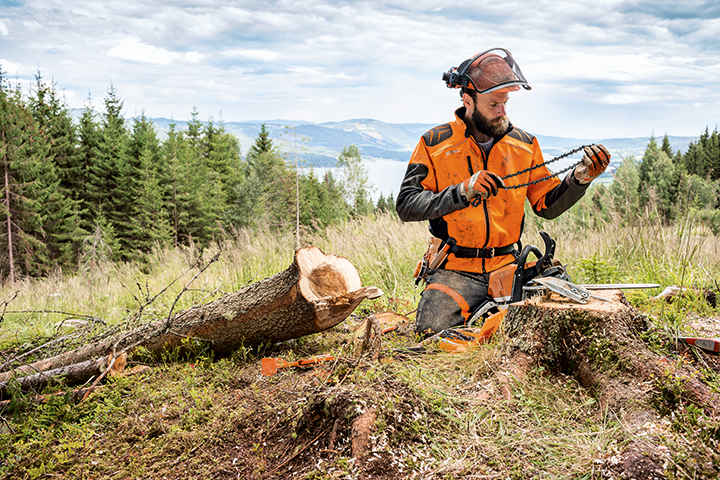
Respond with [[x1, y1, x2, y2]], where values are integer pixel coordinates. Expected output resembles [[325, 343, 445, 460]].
[[1, 0, 718, 138], [220, 48, 283, 62], [107, 38, 174, 64], [106, 38, 205, 65], [184, 52, 205, 63], [0, 58, 27, 76]]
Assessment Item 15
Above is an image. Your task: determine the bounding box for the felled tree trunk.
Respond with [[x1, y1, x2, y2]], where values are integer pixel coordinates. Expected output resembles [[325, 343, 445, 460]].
[[0, 247, 382, 385]]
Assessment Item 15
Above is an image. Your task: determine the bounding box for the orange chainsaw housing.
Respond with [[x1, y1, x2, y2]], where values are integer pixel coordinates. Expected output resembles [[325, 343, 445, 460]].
[[487, 259, 538, 303]]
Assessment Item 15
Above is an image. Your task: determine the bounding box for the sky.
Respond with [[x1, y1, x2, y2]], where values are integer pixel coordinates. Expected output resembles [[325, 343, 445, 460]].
[[1, 0, 719, 140]]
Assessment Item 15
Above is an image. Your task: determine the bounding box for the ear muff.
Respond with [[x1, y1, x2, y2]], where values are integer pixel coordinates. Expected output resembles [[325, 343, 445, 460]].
[[441, 57, 475, 89]]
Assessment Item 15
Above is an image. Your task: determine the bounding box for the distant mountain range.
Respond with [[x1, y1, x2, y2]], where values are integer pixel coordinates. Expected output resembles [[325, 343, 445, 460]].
[[148, 117, 699, 169], [69, 110, 700, 198], [70, 110, 698, 167], [162, 117, 698, 197]]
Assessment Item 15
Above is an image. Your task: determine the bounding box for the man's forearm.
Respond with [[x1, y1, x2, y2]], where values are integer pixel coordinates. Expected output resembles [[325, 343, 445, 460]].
[[396, 163, 467, 222], [533, 173, 589, 219]]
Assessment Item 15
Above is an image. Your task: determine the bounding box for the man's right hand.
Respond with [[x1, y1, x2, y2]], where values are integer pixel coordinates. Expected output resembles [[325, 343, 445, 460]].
[[460, 170, 506, 202], [574, 144, 611, 184]]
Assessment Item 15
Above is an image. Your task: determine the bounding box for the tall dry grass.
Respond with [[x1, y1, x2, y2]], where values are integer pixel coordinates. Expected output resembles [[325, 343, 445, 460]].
[[525, 206, 720, 288], [1, 208, 718, 348]]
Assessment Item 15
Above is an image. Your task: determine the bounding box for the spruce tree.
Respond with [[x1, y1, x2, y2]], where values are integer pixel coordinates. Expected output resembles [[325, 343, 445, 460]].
[[77, 96, 102, 233], [704, 128, 720, 181], [0, 80, 52, 282], [28, 73, 86, 269], [162, 120, 220, 247], [683, 141, 709, 179], [298, 169, 344, 229], [231, 124, 295, 229], [126, 113, 171, 257], [130, 143, 172, 256], [660, 135, 673, 158], [163, 123, 193, 246], [205, 119, 244, 229], [246, 123, 274, 161], [637, 136, 658, 208], [83, 85, 130, 261]]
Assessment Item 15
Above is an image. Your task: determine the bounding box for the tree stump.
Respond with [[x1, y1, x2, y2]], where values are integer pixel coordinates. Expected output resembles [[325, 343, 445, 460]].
[[502, 291, 720, 477], [0, 247, 382, 386], [503, 290, 720, 416]]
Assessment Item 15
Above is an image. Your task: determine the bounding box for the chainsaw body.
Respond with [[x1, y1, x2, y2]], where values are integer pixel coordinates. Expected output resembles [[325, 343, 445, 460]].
[[435, 231, 658, 352], [467, 230, 570, 326]]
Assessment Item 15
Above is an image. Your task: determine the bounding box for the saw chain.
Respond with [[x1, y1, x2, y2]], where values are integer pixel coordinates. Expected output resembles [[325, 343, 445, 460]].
[[501, 145, 591, 189], [470, 145, 590, 206]]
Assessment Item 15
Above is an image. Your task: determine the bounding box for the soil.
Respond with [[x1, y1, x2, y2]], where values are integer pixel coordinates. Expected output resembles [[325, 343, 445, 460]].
[[206, 366, 431, 479]]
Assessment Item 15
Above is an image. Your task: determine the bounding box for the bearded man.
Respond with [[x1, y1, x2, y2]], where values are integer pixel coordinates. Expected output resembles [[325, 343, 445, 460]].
[[396, 48, 611, 335]]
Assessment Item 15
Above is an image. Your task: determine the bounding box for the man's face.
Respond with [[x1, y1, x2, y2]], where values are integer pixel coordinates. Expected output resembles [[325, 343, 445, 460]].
[[470, 91, 510, 138]]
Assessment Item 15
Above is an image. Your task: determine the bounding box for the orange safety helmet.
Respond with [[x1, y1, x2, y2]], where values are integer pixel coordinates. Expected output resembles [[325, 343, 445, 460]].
[[442, 48, 531, 95]]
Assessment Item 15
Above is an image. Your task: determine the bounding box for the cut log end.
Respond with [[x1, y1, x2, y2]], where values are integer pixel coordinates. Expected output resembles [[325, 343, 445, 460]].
[[297, 247, 363, 301]]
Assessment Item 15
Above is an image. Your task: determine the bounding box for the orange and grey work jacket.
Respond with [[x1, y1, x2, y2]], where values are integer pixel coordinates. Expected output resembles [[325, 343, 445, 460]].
[[396, 107, 588, 274]]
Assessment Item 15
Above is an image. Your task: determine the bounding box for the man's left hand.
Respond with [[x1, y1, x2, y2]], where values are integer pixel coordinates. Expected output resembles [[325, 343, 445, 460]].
[[574, 144, 611, 184]]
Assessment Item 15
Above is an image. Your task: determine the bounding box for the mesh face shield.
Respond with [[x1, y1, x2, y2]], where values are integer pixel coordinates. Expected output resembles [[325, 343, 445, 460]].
[[443, 48, 531, 94]]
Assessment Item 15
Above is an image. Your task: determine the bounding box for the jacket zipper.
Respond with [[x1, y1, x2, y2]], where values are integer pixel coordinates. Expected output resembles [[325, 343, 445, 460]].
[[472, 144, 492, 251]]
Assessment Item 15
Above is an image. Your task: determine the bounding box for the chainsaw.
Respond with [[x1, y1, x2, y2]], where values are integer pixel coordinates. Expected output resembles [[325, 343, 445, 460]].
[[440, 231, 660, 347]]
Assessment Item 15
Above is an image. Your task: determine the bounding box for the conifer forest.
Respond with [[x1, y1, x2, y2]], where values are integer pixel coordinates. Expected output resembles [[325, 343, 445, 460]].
[[0, 74, 398, 285], [0, 72, 719, 286]]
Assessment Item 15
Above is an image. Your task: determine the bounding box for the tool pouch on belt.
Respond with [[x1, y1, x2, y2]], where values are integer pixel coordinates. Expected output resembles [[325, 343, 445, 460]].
[[413, 237, 456, 285]]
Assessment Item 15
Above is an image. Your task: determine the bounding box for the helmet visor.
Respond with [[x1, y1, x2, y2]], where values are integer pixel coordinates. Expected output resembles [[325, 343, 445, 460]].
[[464, 48, 531, 94]]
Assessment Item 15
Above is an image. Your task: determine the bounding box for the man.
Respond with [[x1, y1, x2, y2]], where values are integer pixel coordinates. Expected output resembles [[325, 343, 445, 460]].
[[395, 48, 610, 335]]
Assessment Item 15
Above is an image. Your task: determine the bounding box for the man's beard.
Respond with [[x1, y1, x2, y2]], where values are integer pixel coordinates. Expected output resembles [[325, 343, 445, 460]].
[[472, 108, 509, 139]]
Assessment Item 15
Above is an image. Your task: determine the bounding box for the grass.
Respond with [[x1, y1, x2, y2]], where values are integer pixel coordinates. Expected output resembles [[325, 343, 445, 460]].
[[1, 205, 720, 479]]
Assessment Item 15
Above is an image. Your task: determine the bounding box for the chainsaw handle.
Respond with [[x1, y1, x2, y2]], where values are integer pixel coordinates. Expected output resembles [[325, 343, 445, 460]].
[[512, 244, 542, 302], [516, 244, 542, 268], [535, 231, 556, 275]]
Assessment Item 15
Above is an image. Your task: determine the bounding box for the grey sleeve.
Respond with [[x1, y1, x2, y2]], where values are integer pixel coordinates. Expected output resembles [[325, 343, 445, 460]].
[[532, 172, 589, 219], [395, 163, 468, 222]]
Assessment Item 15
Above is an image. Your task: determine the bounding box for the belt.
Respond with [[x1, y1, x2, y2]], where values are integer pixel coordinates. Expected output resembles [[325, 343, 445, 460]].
[[450, 244, 517, 259]]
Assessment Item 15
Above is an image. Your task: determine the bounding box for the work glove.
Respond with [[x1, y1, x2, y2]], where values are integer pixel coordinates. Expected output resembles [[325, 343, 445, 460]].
[[459, 170, 506, 202], [573, 144, 611, 184]]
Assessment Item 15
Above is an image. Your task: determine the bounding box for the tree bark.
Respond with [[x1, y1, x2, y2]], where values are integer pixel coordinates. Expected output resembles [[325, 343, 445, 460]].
[[0, 246, 382, 384]]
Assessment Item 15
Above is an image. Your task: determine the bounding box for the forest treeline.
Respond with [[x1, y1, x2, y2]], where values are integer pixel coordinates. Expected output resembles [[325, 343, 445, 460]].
[[570, 128, 720, 231], [0, 73, 395, 283], [1, 71, 719, 284]]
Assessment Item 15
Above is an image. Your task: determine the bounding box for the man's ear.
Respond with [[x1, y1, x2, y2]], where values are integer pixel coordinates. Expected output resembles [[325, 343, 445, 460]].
[[462, 92, 473, 110]]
